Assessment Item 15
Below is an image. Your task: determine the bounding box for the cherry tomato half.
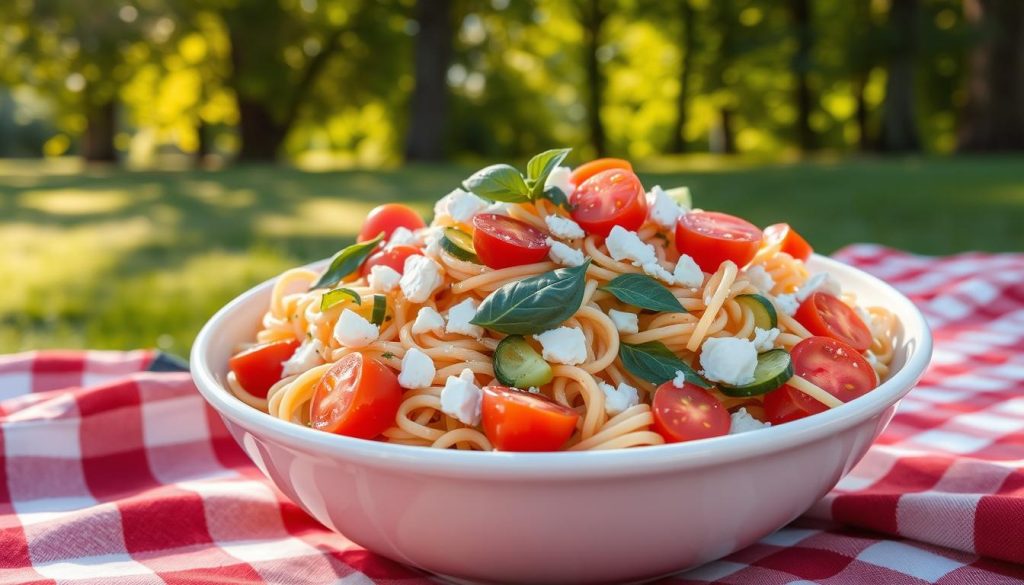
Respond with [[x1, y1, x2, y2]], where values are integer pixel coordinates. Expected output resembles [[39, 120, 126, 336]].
[[229, 339, 301, 399], [361, 244, 422, 277], [675, 211, 763, 273], [651, 382, 731, 443], [471, 213, 551, 269], [310, 353, 402, 439], [764, 223, 813, 262], [570, 158, 633, 186], [765, 336, 876, 425], [481, 386, 580, 451], [358, 203, 426, 243], [795, 292, 872, 351], [570, 169, 648, 237]]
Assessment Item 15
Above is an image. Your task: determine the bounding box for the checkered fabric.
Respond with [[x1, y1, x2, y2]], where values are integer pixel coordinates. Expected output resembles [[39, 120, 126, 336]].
[[1, 245, 1022, 584]]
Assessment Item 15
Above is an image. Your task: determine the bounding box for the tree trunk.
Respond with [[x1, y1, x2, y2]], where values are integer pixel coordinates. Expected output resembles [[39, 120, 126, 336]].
[[957, 0, 1024, 151], [583, 0, 607, 157], [669, 0, 694, 154], [879, 0, 920, 152], [710, 108, 736, 154], [405, 0, 453, 162], [854, 73, 871, 151], [83, 99, 117, 162], [790, 0, 816, 152]]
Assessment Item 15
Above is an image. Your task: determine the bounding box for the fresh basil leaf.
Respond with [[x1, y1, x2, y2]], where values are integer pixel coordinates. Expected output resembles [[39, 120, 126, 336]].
[[526, 148, 571, 198], [463, 164, 531, 203], [320, 287, 361, 311], [541, 185, 573, 210], [600, 274, 686, 313], [310, 234, 383, 290], [619, 341, 710, 388], [471, 260, 591, 335]]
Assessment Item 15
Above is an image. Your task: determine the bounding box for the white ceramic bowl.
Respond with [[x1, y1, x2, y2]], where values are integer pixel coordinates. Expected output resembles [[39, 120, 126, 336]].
[[191, 255, 932, 584]]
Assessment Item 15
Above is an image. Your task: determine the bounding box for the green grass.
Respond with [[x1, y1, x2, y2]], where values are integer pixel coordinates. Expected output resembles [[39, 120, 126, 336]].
[[1, 155, 1021, 356]]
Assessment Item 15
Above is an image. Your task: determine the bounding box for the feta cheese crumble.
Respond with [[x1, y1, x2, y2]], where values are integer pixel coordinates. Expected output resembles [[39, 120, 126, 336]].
[[446, 298, 483, 338], [368, 265, 401, 293], [388, 226, 418, 247], [421, 226, 445, 259], [645, 185, 683, 229], [545, 166, 574, 197], [729, 407, 771, 434], [411, 306, 445, 335], [795, 272, 842, 303], [605, 225, 675, 284], [533, 326, 587, 365], [608, 309, 639, 334], [547, 238, 585, 267], [399, 255, 444, 303], [333, 309, 379, 348], [545, 215, 585, 240], [673, 254, 704, 288], [484, 201, 512, 216], [434, 188, 489, 223], [672, 370, 690, 388], [774, 293, 799, 316], [752, 327, 780, 352], [599, 381, 640, 416], [440, 368, 482, 425], [744, 265, 776, 293], [398, 347, 435, 389], [281, 338, 324, 377], [699, 337, 758, 386]]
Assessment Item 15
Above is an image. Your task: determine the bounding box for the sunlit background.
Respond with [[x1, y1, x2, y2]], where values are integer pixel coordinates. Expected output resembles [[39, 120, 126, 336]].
[[1, 0, 1022, 355]]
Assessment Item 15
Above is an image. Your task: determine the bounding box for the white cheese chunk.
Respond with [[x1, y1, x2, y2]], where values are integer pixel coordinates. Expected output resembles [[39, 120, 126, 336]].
[[446, 298, 483, 338], [411, 306, 446, 335], [752, 327, 781, 352], [642, 261, 676, 285], [774, 293, 800, 316], [434, 188, 489, 223], [599, 381, 640, 416], [333, 309, 379, 348], [533, 326, 587, 365], [699, 337, 758, 386], [281, 338, 324, 377], [421, 226, 445, 259], [484, 201, 512, 216], [606, 225, 675, 284], [545, 165, 574, 197], [368, 265, 401, 293], [547, 238, 585, 267], [608, 309, 639, 334], [645, 185, 683, 229], [544, 215, 585, 240], [672, 370, 689, 388], [744, 265, 776, 293], [673, 254, 704, 288], [729, 407, 771, 434], [440, 368, 482, 426], [388, 226, 418, 247], [399, 255, 444, 303], [398, 347, 435, 389], [795, 272, 842, 303]]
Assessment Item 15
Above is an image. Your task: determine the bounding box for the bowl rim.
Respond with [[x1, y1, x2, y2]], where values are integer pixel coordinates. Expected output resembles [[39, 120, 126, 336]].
[[191, 253, 932, 480]]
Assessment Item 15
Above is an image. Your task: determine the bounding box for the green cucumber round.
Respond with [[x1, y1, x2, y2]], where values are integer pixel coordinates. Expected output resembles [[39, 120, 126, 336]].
[[736, 294, 778, 329], [718, 349, 793, 397], [370, 294, 387, 325], [493, 335, 553, 388], [441, 228, 479, 262]]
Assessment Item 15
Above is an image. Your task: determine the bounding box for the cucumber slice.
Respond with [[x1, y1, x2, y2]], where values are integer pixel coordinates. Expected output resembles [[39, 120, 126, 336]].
[[441, 228, 479, 262], [370, 294, 387, 325], [493, 335, 553, 388], [718, 349, 793, 397], [664, 186, 691, 209], [736, 294, 778, 329]]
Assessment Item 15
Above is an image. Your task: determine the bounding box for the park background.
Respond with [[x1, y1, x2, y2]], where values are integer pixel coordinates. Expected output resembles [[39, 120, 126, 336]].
[[1, 0, 1022, 356]]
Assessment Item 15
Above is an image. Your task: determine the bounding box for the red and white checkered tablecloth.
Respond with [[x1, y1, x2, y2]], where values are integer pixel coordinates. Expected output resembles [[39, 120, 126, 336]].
[[1, 244, 1022, 584]]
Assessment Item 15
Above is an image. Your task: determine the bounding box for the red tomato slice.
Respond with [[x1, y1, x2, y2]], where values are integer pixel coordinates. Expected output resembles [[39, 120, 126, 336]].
[[765, 336, 876, 425], [310, 353, 402, 439], [471, 213, 551, 269], [764, 223, 813, 261], [570, 169, 648, 237], [570, 158, 633, 186], [229, 339, 301, 398], [361, 244, 422, 277], [481, 386, 580, 451], [674, 211, 763, 273], [358, 203, 426, 243], [795, 292, 872, 351], [651, 382, 731, 443]]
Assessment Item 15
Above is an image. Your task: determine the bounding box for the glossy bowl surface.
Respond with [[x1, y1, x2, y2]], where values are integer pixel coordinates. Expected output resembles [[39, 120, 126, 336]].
[[191, 255, 932, 584]]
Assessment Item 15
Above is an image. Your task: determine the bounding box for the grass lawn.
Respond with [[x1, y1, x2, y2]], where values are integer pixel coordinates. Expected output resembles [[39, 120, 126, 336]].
[[1, 155, 1022, 356]]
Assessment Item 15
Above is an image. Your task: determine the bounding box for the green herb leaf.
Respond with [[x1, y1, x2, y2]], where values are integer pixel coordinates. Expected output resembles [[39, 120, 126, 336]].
[[600, 274, 686, 313], [310, 234, 383, 290], [463, 164, 531, 203], [471, 260, 591, 335], [526, 148, 571, 199], [370, 294, 387, 325], [381, 351, 396, 359], [320, 288, 361, 311], [619, 341, 710, 388], [540, 185, 573, 210]]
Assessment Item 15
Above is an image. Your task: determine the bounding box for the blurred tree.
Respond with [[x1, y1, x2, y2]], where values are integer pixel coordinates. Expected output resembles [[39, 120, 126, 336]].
[[709, 0, 737, 154], [789, 0, 816, 151], [668, 0, 695, 154], [405, 0, 454, 161], [879, 0, 921, 152], [957, 0, 1024, 151], [579, 0, 608, 156]]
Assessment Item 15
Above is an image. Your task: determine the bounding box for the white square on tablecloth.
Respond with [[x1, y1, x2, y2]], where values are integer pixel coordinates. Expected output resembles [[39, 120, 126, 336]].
[[141, 395, 211, 447], [218, 536, 322, 563], [0, 371, 33, 401], [910, 429, 992, 454], [33, 552, 158, 581], [857, 540, 965, 582], [4, 418, 81, 458]]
